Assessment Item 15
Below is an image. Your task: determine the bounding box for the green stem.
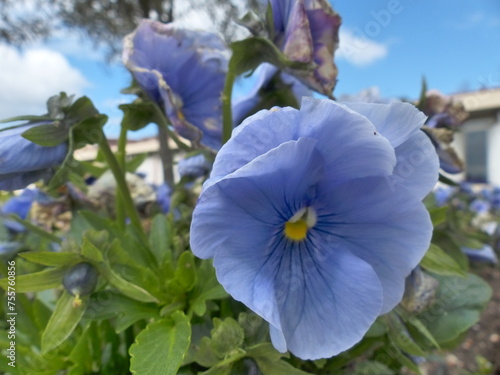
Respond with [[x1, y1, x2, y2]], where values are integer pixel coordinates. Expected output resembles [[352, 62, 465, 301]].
[[152, 103, 176, 188], [157, 123, 175, 188], [115, 126, 129, 230], [8, 215, 62, 244], [97, 131, 146, 243], [222, 69, 236, 145]]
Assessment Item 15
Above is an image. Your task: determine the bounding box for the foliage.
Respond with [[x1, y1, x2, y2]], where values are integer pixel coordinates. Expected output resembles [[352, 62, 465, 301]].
[[0, 1, 497, 374]]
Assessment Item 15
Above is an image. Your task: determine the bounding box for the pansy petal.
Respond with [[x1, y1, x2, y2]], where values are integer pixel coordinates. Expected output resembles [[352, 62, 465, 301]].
[[272, 240, 383, 359], [389, 130, 439, 200], [0, 125, 68, 175], [317, 176, 432, 313], [0, 170, 52, 191], [343, 101, 427, 148], [298, 98, 396, 185], [207, 107, 300, 186]]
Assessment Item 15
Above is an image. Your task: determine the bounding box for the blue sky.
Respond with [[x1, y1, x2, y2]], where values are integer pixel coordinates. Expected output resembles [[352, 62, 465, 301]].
[[1, 0, 499, 139]]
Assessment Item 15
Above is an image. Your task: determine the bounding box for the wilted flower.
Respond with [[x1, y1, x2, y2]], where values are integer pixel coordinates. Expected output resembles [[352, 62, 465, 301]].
[[423, 90, 468, 129], [421, 126, 464, 174], [269, 0, 341, 95], [0, 123, 68, 191], [1, 188, 38, 232], [191, 97, 438, 359], [123, 20, 229, 149], [232, 63, 311, 126]]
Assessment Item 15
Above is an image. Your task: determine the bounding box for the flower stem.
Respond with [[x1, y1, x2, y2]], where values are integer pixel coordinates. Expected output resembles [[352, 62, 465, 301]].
[[115, 126, 128, 230], [97, 131, 146, 243], [222, 69, 236, 145]]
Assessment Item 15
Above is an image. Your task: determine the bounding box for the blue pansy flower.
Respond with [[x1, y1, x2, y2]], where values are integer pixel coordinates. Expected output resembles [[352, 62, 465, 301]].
[[0, 123, 68, 191], [469, 198, 491, 214], [269, 0, 341, 95], [232, 63, 311, 126], [178, 154, 213, 179], [123, 20, 229, 150], [156, 183, 172, 214], [190, 97, 438, 359], [1, 188, 38, 232], [433, 186, 455, 207]]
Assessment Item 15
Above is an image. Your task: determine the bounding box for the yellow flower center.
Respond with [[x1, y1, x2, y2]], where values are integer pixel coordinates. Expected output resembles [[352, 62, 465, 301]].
[[284, 220, 309, 241], [283, 207, 317, 242]]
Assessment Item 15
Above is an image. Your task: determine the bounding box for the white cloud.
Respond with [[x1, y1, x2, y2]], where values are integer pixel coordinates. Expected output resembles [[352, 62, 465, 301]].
[[336, 29, 388, 67], [453, 11, 500, 30], [0, 44, 89, 120]]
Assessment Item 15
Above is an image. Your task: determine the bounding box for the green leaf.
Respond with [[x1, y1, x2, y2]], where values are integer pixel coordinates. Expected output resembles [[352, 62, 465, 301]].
[[407, 317, 440, 349], [126, 153, 148, 172], [0, 267, 66, 292], [149, 214, 171, 265], [119, 102, 158, 131], [21, 122, 68, 146], [19, 252, 81, 267], [438, 173, 458, 186], [81, 236, 105, 263], [41, 291, 89, 353], [5, 215, 62, 244], [129, 312, 191, 375], [420, 244, 467, 277], [248, 343, 312, 375], [174, 251, 196, 291], [350, 361, 395, 375], [209, 318, 245, 358], [365, 318, 388, 338], [189, 260, 228, 317], [387, 313, 425, 357], [429, 206, 448, 226], [71, 114, 108, 146], [64, 96, 99, 127], [98, 262, 159, 303], [229, 37, 314, 77], [83, 291, 159, 332], [417, 273, 492, 345]]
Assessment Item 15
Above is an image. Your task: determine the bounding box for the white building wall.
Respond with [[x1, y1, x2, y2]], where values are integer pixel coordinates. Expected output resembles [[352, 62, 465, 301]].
[[487, 111, 500, 186], [451, 113, 500, 185]]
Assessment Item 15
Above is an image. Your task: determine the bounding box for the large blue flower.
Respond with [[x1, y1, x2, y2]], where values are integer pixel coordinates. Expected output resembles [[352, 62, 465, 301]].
[[269, 0, 341, 95], [190, 97, 438, 359], [123, 20, 229, 150], [0, 123, 68, 191]]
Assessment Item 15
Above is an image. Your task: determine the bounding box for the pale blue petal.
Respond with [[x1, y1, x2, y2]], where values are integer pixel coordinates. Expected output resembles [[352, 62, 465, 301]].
[[343, 101, 427, 148], [270, 240, 383, 359], [0, 170, 52, 191], [0, 124, 68, 175], [316, 176, 432, 313], [207, 107, 299, 188], [298, 98, 396, 186], [389, 130, 439, 200]]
